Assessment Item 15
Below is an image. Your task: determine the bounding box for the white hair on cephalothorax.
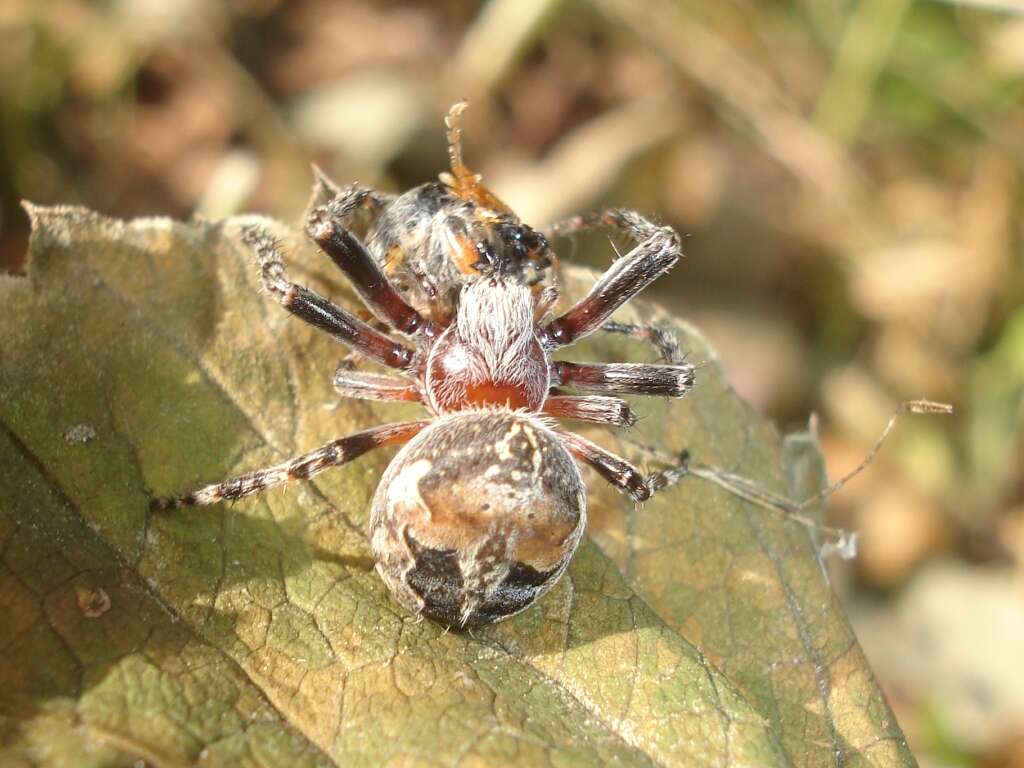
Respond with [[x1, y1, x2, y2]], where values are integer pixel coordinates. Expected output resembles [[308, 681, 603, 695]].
[[456, 279, 540, 386]]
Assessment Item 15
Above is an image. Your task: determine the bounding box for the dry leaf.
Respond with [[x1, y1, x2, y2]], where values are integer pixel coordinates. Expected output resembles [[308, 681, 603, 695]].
[[0, 204, 914, 766]]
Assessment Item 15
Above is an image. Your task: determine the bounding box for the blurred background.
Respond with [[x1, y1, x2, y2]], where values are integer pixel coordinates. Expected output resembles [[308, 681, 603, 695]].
[[1, 0, 1022, 764]]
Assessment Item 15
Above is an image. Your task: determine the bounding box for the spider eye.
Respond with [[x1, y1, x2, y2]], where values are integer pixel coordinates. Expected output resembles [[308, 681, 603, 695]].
[[499, 224, 531, 261], [526, 230, 547, 253]]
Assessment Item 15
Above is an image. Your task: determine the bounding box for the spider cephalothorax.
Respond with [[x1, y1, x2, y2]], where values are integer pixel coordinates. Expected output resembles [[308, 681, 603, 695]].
[[156, 102, 693, 628], [425, 278, 549, 413]]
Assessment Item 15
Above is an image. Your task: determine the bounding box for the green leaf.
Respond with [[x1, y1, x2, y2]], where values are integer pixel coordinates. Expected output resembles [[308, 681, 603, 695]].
[[0, 205, 915, 767]]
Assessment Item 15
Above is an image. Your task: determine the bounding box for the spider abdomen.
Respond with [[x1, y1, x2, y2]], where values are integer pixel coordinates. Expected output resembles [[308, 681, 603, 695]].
[[370, 410, 586, 627]]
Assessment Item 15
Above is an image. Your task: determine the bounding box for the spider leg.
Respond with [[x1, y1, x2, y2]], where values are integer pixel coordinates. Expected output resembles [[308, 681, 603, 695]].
[[543, 394, 637, 427], [542, 212, 594, 242], [542, 209, 681, 349], [557, 430, 651, 501], [533, 285, 560, 324], [643, 449, 691, 495], [152, 421, 427, 510], [311, 167, 396, 215], [544, 208, 670, 243], [333, 362, 423, 403], [553, 361, 694, 399], [445, 100, 472, 182], [598, 319, 686, 365], [307, 191, 439, 338], [244, 226, 415, 370]]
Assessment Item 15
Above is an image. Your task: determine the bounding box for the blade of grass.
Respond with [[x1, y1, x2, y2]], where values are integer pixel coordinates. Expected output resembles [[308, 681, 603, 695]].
[[814, 0, 915, 144], [926, 0, 1024, 14]]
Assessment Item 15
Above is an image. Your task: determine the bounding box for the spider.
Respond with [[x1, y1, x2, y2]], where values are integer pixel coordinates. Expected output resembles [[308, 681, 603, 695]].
[[155, 103, 694, 628]]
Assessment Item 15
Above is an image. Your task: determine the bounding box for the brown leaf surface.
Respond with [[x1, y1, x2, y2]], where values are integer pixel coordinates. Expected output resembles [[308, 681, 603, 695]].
[[0, 205, 915, 766]]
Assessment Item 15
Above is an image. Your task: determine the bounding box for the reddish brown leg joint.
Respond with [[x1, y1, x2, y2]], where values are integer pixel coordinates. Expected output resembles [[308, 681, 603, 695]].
[[307, 205, 438, 339]]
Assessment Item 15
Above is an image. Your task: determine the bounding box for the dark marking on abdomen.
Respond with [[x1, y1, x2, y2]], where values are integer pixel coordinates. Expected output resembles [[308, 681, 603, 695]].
[[404, 526, 557, 628], [403, 530, 464, 626], [472, 561, 556, 625]]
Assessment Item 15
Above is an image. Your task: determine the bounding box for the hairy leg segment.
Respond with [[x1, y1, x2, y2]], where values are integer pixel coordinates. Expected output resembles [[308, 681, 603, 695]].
[[553, 360, 694, 399], [542, 211, 681, 348], [152, 421, 427, 510], [333, 362, 423, 403], [244, 227, 416, 370], [544, 209, 688, 364], [543, 394, 637, 427], [306, 191, 438, 339]]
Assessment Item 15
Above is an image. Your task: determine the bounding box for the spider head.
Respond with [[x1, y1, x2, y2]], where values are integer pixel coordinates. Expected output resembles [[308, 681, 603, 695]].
[[469, 219, 553, 283]]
